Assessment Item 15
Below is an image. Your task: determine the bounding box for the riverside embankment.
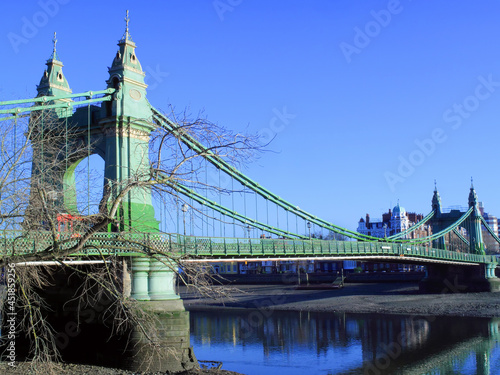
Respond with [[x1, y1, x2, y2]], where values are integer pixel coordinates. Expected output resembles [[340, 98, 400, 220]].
[[180, 282, 500, 318]]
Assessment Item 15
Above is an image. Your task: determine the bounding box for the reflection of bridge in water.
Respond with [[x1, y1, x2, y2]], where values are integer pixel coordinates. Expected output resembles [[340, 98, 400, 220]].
[[190, 310, 500, 375]]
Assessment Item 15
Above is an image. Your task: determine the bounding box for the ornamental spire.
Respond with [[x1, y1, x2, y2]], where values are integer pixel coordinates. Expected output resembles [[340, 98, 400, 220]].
[[52, 31, 57, 59], [51, 32, 59, 60], [468, 178, 479, 210], [125, 10, 130, 35], [431, 182, 442, 214], [120, 10, 133, 42], [37, 32, 71, 97]]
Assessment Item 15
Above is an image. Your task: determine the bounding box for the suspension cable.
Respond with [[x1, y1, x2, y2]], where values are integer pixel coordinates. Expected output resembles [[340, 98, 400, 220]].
[[481, 216, 500, 244], [87, 103, 90, 215]]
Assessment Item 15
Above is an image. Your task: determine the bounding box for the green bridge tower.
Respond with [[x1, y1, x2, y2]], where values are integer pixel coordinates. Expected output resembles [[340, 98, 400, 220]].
[[25, 16, 195, 372], [422, 183, 499, 292], [31, 27, 158, 232], [27, 18, 184, 303]]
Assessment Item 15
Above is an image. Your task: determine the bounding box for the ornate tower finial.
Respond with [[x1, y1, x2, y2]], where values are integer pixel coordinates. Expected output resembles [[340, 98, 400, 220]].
[[38, 31, 72, 97], [125, 10, 129, 34], [431, 182, 442, 214], [51, 32, 58, 60], [53, 32, 57, 54], [469, 178, 479, 208], [121, 10, 133, 42]]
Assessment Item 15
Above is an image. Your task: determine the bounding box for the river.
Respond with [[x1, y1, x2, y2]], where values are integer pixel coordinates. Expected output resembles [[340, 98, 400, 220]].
[[190, 309, 500, 375]]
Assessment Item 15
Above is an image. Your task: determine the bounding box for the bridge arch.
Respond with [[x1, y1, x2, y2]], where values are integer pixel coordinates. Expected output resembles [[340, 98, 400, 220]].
[[63, 154, 105, 216]]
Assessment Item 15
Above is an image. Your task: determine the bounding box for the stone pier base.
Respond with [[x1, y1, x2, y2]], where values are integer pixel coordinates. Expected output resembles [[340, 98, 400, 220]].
[[125, 300, 199, 373], [419, 263, 500, 293], [126, 257, 199, 373]]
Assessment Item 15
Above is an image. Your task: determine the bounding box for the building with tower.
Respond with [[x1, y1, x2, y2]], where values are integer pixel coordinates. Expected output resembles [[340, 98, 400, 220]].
[[358, 202, 431, 240], [357, 202, 432, 272]]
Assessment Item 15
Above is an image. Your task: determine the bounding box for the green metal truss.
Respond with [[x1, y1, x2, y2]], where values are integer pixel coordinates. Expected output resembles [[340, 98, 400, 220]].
[[0, 89, 115, 121], [164, 179, 309, 240], [152, 107, 474, 247], [1, 91, 495, 259], [151, 108, 389, 242]]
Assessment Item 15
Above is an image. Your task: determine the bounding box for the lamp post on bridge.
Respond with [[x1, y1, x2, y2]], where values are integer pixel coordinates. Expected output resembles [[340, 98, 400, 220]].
[[307, 221, 311, 239], [383, 224, 387, 239], [181, 203, 188, 236]]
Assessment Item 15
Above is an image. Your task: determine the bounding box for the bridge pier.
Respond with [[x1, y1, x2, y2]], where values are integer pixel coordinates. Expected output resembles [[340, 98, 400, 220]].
[[27, 261, 198, 372], [149, 256, 180, 301], [130, 257, 151, 301], [130, 256, 180, 301], [486, 263, 497, 279], [419, 263, 500, 293], [127, 256, 197, 372], [124, 300, 198, 373]]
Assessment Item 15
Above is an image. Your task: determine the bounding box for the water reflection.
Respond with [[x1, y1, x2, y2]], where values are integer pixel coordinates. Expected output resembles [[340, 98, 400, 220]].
[[190, 309, 500, 375]]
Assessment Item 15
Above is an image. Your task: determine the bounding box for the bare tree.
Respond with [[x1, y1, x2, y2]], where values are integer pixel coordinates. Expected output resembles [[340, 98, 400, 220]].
[[0, 106, 259, 373]]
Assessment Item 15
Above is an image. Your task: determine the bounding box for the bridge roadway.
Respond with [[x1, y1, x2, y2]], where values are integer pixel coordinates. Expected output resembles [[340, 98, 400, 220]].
[[3, 231, 497, 267]]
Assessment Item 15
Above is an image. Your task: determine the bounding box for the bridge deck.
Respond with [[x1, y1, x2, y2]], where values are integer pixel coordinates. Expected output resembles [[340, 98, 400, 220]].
[[2, 231, 496, 265]]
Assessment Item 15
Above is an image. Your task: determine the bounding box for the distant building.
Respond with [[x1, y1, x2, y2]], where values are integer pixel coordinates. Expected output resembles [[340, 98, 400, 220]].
[[358, 202, 431, 240], [357, 202, 431, 272]]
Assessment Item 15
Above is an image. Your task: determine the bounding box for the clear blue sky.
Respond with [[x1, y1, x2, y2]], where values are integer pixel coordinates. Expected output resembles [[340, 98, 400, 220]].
[[2, 0, 500, 231]]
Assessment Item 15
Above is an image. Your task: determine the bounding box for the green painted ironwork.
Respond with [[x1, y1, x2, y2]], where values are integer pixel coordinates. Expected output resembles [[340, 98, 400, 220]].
[[0, 92, 451, 245], [468, 183, 485, 254], [399, 207, 473, 244], [0, 89, 115, 106], [164, 179, 310, 240], [1, 19, 496, 303], [453, 227, 470, 246], [151, 108, 389, 243], [0, 230, 496, 266], [481, 216, 500, 245], [151, 108, 472, 248], [0, 89, 115, 121]]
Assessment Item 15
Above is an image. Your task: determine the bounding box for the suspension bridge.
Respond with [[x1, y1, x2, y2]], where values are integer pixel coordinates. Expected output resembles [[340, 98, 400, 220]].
[[0, 17, 499, 302]]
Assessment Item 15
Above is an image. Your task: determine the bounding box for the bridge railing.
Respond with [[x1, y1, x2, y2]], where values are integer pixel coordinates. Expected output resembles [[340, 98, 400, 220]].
[[177, 234, 496, 264], [0, 230, 177, 257], [0, 230, 496, 265]]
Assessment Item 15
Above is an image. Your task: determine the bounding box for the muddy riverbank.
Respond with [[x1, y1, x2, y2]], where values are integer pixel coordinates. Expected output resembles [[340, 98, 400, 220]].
[[180, 282, 500, 318], [0, 362, 244, 375]]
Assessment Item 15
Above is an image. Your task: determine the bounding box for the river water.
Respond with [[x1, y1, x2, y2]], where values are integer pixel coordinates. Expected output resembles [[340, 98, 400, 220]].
[[190, 309, 500, 375]]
